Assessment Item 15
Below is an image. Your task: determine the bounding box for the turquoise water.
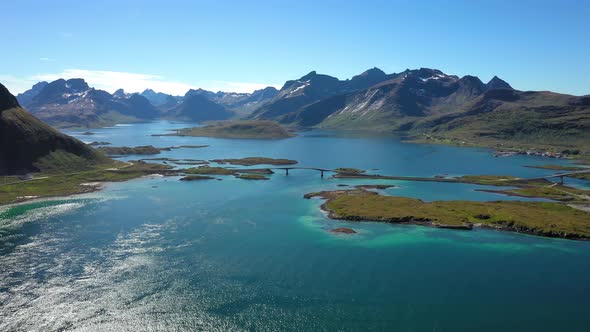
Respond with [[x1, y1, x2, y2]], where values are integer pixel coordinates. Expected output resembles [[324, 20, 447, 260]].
[[1, 121, 589, 331]]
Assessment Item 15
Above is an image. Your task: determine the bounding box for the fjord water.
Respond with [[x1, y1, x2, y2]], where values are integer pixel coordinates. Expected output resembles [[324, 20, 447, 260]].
[[1, 121, 589, 331]]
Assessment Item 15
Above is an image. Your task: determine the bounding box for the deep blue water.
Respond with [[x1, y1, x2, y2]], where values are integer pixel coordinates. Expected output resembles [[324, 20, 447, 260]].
[[1, 121, 589, 331]]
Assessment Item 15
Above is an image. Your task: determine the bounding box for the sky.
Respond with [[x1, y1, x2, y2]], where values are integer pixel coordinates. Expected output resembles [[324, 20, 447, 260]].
[[1, 0, 589, 96]]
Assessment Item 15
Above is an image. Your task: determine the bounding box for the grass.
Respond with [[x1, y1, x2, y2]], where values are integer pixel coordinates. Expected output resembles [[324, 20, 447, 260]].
[[179, 175, 216, 181], [334, 168, 365, 174], [0, 161, 175, 205], [184, 166, 237, 175], [307, 190, 590, 239], [479, 184, 590, 203], [33, 150, 113, 174], [570, 173, 590, 180], [211, 157, 297, 166], [525, 164, 588, 171], [96, 145, 166, 155], [167, 120, 295, 139], [236, 174, 269, 180], [456, 175, 524, 185]]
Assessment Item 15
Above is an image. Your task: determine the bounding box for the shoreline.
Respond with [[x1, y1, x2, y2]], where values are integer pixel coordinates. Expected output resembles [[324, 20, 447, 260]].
[[0, 173, 178, 208]]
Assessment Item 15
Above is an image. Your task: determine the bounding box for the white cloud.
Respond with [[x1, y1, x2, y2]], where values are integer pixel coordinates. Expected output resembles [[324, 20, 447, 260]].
[[0, 75, 38, 95], [25, 69, 279, 95], [39, 57, 52, 61]]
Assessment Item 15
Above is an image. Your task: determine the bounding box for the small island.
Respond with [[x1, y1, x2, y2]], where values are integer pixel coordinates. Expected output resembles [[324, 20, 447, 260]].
[[180, 175, 216, 181], [160, 120, 295, 139], [96, 145, 207, 156], [87, 141, 111, 146], [330, 227, 357, 234], [184, 166, 238, 175], [236, 174, 269, 180], [305, 189, 590, 240], [525, 164, 588, 171], [97, 145, 167, 155]]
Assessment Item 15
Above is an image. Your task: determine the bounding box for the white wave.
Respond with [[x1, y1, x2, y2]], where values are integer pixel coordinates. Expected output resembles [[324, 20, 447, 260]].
[[0, 202, 85, 231]]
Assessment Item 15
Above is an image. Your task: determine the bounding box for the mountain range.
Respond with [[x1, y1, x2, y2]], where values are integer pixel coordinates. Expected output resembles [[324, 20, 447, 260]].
[[248, 68, 589, 153], [16, 80, 279, 128], [12, 67, 590, 153]]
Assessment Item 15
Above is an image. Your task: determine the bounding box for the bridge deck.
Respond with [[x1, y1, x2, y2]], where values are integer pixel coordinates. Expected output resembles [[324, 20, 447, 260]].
[[529, 169, 590, 180]]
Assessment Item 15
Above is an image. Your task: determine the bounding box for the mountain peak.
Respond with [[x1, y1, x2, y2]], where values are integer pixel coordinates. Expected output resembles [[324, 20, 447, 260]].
[[300, 71, 318, 80], [65, 78, 90, 92], [361, 67, 386, 76], [31, 81, 49, 90], [0, 83, 20, 110], [113, 89, 127, 98], [486, 76, 513, 90]]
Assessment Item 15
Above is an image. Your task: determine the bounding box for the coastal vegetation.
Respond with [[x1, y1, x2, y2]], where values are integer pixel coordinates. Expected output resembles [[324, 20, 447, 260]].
[[334, 168, 365, 174], [97, 145, 166, 155], [478, 185, 590, 204], [354, 184, 395, 190], [236, 174, 269, 180], [179, 175, 216, 181], [525, 164, 588, 171], [141, 157, 209, 165], [305, 189, 590, 239], [333, 171, 590, 203], [97, 145, 207, 156], [163, 120, 295, 139], [87, 141, 111, 146], [0, 161, 175, 205], [184, 166, 237, 175]]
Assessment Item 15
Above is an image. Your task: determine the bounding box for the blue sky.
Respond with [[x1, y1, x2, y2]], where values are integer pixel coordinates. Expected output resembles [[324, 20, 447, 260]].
[[1, 0, 588, 95]]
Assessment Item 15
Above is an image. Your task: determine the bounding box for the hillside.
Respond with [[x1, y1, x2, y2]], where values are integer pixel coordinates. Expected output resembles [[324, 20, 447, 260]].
[[0, 83, 107, 175], [410, 90, 590, 153]]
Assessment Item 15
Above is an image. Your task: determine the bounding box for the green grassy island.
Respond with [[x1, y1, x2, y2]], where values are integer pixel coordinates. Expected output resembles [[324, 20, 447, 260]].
[[179, 175, 217, 181], [97, 145, 207, 156], [97, 145, 167, 155], [184, 166, 237, 175], [236, 174, 269, 180], [162, 120, 295, 139], [305, 189, 590, 240]]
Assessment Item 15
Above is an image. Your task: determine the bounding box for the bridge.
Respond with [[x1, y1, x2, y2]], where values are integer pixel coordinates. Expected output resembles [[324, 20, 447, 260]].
[[267, 166, 590, 182], [272, 167, 338, 178], [527, 169, 590, 184]]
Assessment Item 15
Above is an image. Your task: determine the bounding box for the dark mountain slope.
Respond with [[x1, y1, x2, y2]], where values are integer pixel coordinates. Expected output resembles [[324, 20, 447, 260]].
[[410, 89, 590, 153], [0, 83, 105, 175], [167, 91, 234, 122]]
